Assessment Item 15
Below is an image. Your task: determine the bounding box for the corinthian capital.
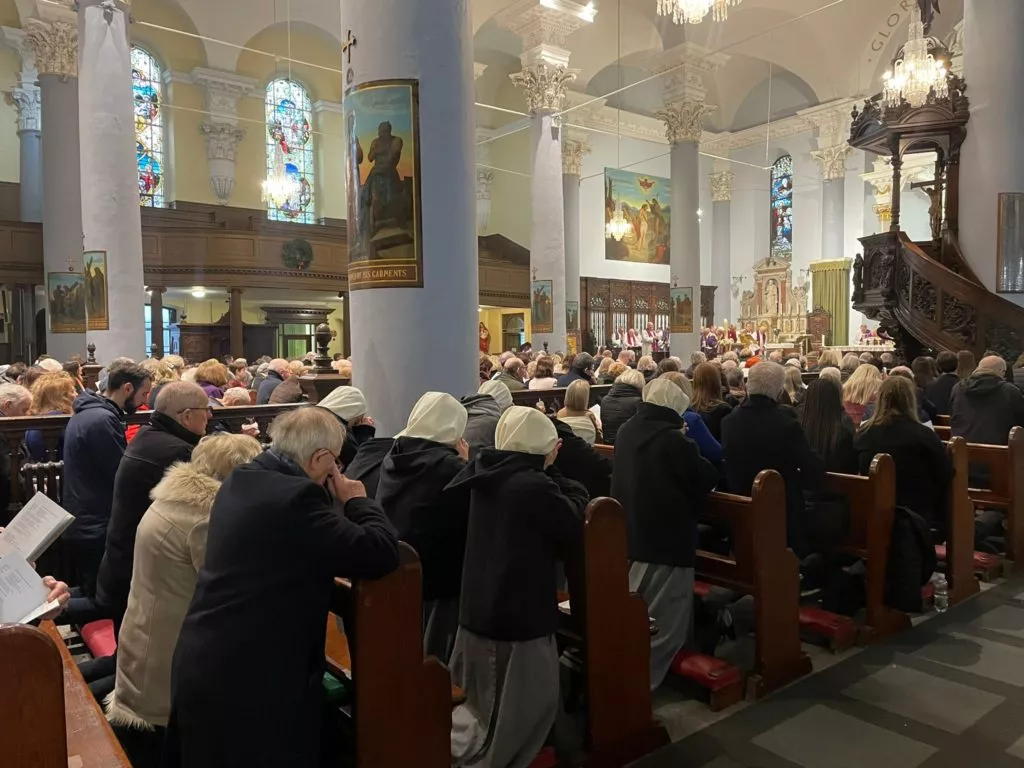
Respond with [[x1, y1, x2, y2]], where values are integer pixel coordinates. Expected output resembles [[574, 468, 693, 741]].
[[24, 19, 77, 78], [5, 85, 41, 132], [562, 138, 589, 176], [200, 122, 246, 162], [655, 100, 715, 145], [510, 62, 577, 115], [710, 170, 734, 203], [811, 145, 851, 181]]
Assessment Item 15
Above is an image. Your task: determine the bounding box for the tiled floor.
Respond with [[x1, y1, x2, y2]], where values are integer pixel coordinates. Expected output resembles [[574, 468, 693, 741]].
[[633, 577, 1024, 767]]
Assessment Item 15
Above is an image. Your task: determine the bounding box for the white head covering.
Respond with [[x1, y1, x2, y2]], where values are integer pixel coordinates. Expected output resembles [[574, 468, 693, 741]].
[[494, 405, 559, 456], [643, 377, 690, 415], [478, 379, 513, 412], [37, 358, 62, 373], [396, 391, 467, 445], [318, 385, 368, 422]]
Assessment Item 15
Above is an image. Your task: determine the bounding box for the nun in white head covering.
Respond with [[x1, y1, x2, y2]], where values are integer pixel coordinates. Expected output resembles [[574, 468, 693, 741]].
[[376, 392, 470, 662], [610, 377, 718, 690], [317, 385, 376, 466], [461, 379, 514, 458], [447, 406, 590, 768]]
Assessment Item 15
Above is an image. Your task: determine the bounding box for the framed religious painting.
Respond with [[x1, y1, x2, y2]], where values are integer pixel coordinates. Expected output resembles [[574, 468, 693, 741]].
[[604, 168, 671, 265], [670, 287, 693, 334], [343, 79, 424, 289], [83, 250, 109, 330], [566, 301, 579, 333], [47, 272, 87, 334], [531, 280, 553, 334]]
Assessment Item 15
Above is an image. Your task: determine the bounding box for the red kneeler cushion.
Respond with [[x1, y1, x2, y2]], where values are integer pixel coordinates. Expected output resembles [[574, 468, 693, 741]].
[[694, 581, 712, 598], [799, 605, 855, 639], [80, 619, 117, 658], [528, 747, 558, 768], [670, 650, 742, 692], [934, 544, 1002, 572]]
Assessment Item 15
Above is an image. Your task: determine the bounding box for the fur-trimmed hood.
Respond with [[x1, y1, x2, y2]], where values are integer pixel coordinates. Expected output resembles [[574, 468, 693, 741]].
[[149, 462, 222, 514]]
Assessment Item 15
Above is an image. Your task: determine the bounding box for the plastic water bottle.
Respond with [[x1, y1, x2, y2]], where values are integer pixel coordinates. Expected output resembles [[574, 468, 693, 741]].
[[933, 574, 949, 613]]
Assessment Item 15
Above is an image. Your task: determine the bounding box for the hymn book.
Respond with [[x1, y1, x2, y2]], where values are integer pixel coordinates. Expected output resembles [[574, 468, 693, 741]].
[[0, 539, 60, 624], [0, 491, 75, 564]]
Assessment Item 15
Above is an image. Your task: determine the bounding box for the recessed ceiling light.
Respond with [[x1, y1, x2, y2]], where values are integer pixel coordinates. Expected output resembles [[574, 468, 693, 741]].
[[190, 287, 207, 299]]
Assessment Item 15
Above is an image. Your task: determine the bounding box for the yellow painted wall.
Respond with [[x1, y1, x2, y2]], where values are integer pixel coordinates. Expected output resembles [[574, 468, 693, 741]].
[[478, 307, 532, 354], [0, 47, 22, 184]]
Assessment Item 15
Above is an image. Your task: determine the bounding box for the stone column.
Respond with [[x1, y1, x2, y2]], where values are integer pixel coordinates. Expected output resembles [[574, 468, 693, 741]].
[[812, 146, 850, 261], [500, 0, 593, 354], [25, 13, 84, 362], [475, 127, 495, 235], [228, 287, 244, 359], [960, 0, 1024, 297], [149, 287, 164, 357], [710, 163, 733, 325], [77, 0, 145, 360], [343, 0, 478, 435], [193, 68, 254, 205], [2, 28, 42, 223], [562, 134, 588, 352]]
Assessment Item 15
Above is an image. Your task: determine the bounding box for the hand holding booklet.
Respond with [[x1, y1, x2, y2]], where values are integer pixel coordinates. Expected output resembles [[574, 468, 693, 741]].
[[0, 492, 74, 624]]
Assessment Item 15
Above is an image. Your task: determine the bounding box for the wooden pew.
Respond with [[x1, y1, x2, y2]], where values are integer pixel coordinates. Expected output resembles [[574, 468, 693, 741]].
[[0, 624, 68, 768], [824, 454, 912, 642], [943, 437, 980, 604], [511, 384, 612, 413], [700, 470, 812, 697], [560, 498, 670, 766], [961, 427, 1024, 568], [935, 414, 951, 427], [325, 542, 451, 768]]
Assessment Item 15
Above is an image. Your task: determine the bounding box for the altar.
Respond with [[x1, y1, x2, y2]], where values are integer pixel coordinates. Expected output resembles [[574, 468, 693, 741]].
[[739, 256, 809, 342]]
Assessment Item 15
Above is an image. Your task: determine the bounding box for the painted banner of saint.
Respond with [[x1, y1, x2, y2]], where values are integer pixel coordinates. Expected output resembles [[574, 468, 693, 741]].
[[48, 272, 86, 333], [670, 287, 693, 334], [83, 250, 109, 331], [532, 280, 553, 334]]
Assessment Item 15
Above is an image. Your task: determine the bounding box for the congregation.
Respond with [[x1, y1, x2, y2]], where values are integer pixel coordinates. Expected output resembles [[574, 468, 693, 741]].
[[3, 337, 1024, 768]]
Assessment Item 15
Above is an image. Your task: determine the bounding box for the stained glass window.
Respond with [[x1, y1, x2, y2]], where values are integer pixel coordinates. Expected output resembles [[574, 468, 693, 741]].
[[265, 79, 315, 223], [132, 46, 164, 208], [770, 154, 794, 260]]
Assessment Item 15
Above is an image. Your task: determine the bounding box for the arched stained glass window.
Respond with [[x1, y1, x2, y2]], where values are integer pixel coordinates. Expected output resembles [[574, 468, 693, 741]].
[[131, 46, 165, 207], [770, 154, 793, 260], [265, 79, 315, 223]]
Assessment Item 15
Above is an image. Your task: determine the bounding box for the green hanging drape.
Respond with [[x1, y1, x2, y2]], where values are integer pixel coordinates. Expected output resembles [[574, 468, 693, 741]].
[[809, 259, 852, 346]]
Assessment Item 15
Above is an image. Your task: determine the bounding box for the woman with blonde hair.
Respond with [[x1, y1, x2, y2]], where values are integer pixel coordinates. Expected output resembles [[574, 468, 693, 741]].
[[194, 359, 229, 399], [637, 355, 657, 382], [782, 365, 806, 408], [854, 376, 949, 527], [556, 379, 601, 444], [842, 364, 882, 425], [25, 371, 77, 460], [595, 356, 614, 384], [690, 362, 732, 441], [106, 433, 263, 765]]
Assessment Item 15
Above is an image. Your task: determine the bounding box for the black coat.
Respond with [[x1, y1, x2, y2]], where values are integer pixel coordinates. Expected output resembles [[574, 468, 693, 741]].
[[925, 372, 959, 417], [448, 451, 588, 642], [599, 383, 642, 445], [694, 402, 733, 443], [343, 437, 395, 498], [556, 370, 592, 388], [62, 390, 127, 543], [721, 395, 825, 557], [815, 414, 859, 474], [854, 415, 950, 527], [951, 373, 1024, 446], [165, 450, 399, 768], [552, 418, 612, 499], [611, 403, 718, 567], [461, 394, 502, 456], [340, 421, 376, 467], [95, 411, 200, 623], [255, 369, 284, 405], [375, 437, 469, 602]]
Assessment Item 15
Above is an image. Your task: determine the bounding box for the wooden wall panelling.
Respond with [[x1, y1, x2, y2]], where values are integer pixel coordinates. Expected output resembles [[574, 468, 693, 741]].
[[0, 223, 43, 283]]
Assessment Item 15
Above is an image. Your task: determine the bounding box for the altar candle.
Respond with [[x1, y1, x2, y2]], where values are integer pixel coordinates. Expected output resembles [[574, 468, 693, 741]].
[[821, 334, 825, 346]]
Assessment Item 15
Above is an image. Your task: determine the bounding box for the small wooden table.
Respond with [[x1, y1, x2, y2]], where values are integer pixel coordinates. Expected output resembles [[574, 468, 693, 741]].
[[39, 621, 131, 768]]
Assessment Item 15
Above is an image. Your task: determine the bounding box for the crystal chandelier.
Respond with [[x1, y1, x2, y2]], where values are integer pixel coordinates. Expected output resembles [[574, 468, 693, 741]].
[[606, 206, 631, 241], [262, 147, 299, 208], [882, 4, 948, 110], [657, 0, 741, 25]]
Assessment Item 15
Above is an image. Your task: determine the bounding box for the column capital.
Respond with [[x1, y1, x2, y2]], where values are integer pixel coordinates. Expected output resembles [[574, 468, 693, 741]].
[[653, 42, 729, 105], [811, 144, 851, 181], [799, 98, 857, 147], [24, 18, 77, 78], [510, 61, 577, 114], [0, 27, 38, 84], [562, 137, 589, 176], [474, 62, 488, 80], [710, 170, 734, 203], [496, 0, 595, 51], [656, 100, 715, 145], [199, 121, 246, 162], [5, 85, 41, 132], [191, 67, 258, 124]]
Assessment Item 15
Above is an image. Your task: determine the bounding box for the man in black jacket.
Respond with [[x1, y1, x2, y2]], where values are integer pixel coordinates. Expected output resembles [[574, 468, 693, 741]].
[[600, 367, 644, 444], [951, 356, 1024, 446], [164, 407, 399, 768], [63, 361, 152, 598], [612, 378, 717, 688], [721, 362, 824, 558], [556, 352, 596, 387], [925, 350, 960, 416]]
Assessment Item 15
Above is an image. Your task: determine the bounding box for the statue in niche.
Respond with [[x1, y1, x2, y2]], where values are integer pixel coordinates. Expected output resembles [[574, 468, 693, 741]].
[[764, 279, 780, 317], [790, 283, 808, 316]]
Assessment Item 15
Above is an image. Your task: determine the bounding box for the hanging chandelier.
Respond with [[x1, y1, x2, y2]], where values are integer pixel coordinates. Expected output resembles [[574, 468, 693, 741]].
[[657, 0, 741, 25], [882, 4, 948, 110], [606, 206, 631, 241], [262, 148, 299, 208]]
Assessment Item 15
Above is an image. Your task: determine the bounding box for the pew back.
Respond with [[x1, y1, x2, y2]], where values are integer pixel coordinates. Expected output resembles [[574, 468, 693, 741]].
[[0, 625, 68, 768], [945, 437, 979, 603], [824, 454, 911, 640], [511, 384, 612, 413], [329, 543, 451, 768]]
